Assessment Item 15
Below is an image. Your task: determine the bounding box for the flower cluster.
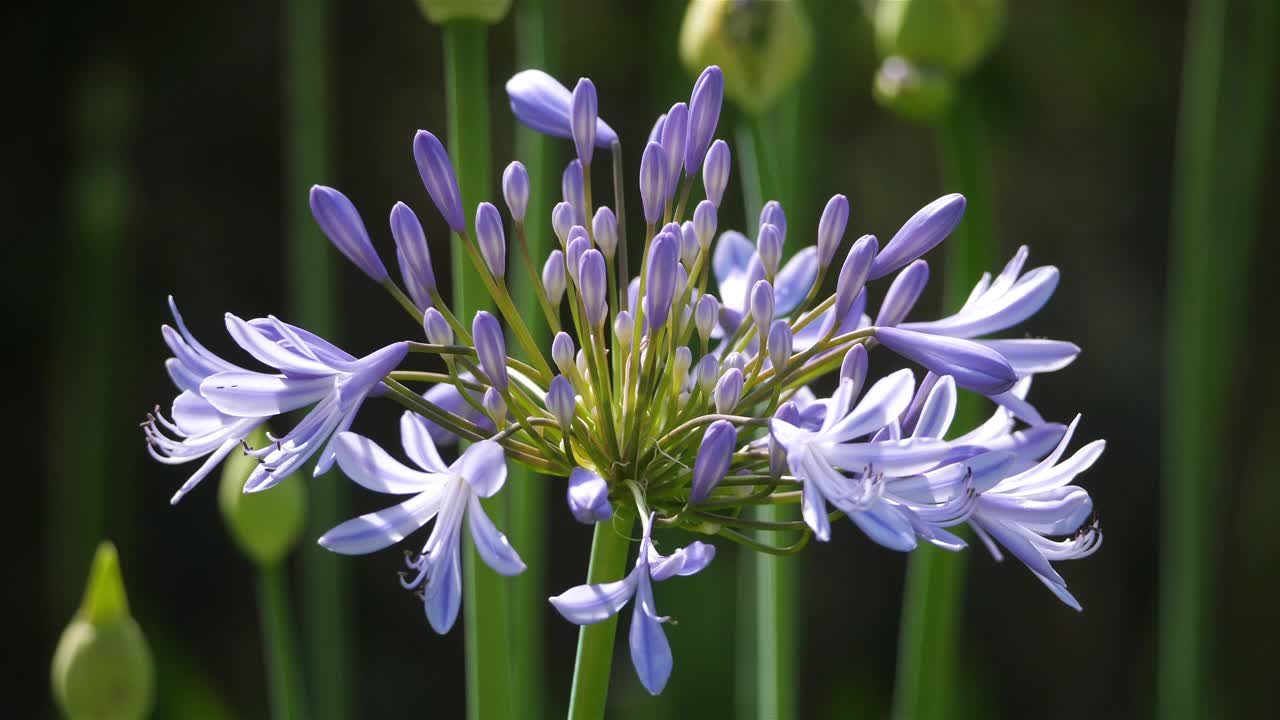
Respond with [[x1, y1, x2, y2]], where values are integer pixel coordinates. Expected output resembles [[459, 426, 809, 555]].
[[145, 65, 1103, 695]]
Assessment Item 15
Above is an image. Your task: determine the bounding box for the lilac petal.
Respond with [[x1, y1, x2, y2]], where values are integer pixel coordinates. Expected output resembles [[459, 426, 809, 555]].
[[874, 260, 930, 327], [549, 571, 639, 624], [773, 247, 819, 314], [901, 266, 1059, 338], [648, 541, 716, 581], [850, 501, 919, 551], [567, 468, 613, 524], [684, 65, 724, 172], [200, 371, 332, 417], [225, 314, 335, 377], [317, 490, 442, 555], [980, 486, 1093, 536], [629, 572, 673, 695], [570, 78, 598, 166], [912, 375, 957, 439], [819, 437, 953, 476], [999, 440, 1107, 495], [640, 142, 669, 225], [660, 102, 688, 198], [418, 382, 494, 444], [166, 298, 246, 374], [892, 450, 1015, 504], [972, 518, 1072, 607], [332, 342, 409, 408], [309, 185, 389, 283], [869, 193, 966, 279], [467, 494, 526, 575], [245, 317, 354, 365], [977, 339, 1081, 375], [789, 445, 832, 541], [505, 70, 618, 147], [874, 326, 1017, 395], [824, 369, 917, 443], [818, 378, 858, 434], [712, 230, 755, 312], [454, 440, 507, 498], [171, 390, 231, 436], [334, 431, 447, 494], [400, 412, 450, 473], [425, 540, 464, 633]]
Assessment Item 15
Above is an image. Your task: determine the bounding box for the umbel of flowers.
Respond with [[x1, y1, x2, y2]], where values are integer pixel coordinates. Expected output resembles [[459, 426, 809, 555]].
[[144, 65, 1103, 695]]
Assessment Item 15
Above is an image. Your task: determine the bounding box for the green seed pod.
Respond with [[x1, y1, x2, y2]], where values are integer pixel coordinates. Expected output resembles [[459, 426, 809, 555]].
[[872, 56, 957, 124], [219, 426, 307, 567], [52, 542, 155, 720], [679, 0, 815, 114], [414, 0, 511, 25], [873, 0, 1006, 76]]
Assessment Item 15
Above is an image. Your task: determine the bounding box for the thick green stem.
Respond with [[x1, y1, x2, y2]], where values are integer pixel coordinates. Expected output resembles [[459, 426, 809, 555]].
[[259, 564, 309, 720], [892, 87, 994, 720], [1158, 1, 1276, 717], [282, 1, 348, 717], [444, 20, 516, 720], [568, 508, 637, 719]]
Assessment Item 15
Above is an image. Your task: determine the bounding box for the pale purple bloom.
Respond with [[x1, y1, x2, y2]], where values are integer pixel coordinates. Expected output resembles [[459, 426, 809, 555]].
[[874, 326, 1017, 395], [685, 66, 724, 173], [691, 420, 736, 502], [702, 139, 730, 207], [567, 468, 612, 524], [472, 311, 508, 391], [412, 130, 465, 234], [712, 230, 818, 336], [549, 514, 715, 695], [645, 233, 679, 331], [874, 260, 930, 327], [543, 249, 567, 305], [475, 202, 506, 279], [660, 103, 688, 201], [579, 249, 609, 328], [310, 186, 388, 283], [817, 194, 850, 267], [593, 206, 618, 260], [640, 142, 668, 226], [713, 367, 744, 414], [506, 69, 618, 147], [868, 193, 966, 279], [390, 202, 434, 310], [570, 78, 598, 166], [562, 160, 587, 227], [320, 425, 523, 634], [502, 161, 530, 222], [546, 375, 576, 430]]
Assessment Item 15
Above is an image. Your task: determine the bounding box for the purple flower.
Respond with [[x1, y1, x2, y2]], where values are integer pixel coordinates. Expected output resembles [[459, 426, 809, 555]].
[[578, 249, 609, 328], [874, 326, 1017, 395], [320, 425, 524, 634], [640, 142, 669, 226], [502, 161, 530, 222], [472, 311, 508, 391], [310, 186, 388, 283], [565, 232, 591, 286], [817, 194, 850, 267], [593, 207, 618, 260], [711, 230, 818, 336], [390, 202, 434, 311], [694, 293, 720, 341], [660, 103, 688, 201], [834, 235, 878, 323], [713, 367, 744, 414], [868, 193, 966, 280], [562, 160, 587, 227], [570, 78, 598, 166], [552, 202, 576, 245], [645, 233, 679, 331], [543, 249, 567, 305], [702, 139, 731, 207], [693, 200, 717, 249], [691, 420, 736, 502], [684, 66, 724, 173], [415, 377, 495, 445], [567, 468, 612, 524], [549, 514, 715, 695], [768, 320, 793, 372], [422, 307, 452, 346], [757, 223, 783, 278], [874, 260, 929, 327], [475, 202, 506, 279], [546, 375, 576, 431], [552, 332, 576, 376], [412, 131, 465, 234], [759, 201, 787, 244], [506, 70, 618, 147], [750, 280, 775, 339]]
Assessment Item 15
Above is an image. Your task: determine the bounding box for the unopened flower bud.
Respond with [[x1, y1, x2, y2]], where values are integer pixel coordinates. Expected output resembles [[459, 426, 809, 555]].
[[546, 375, 576, 430], [869, 193, 966, 279], [562, 159, 587, 226], [702, 139, 730, 207], [680, 222, 700, 267], [771, 402, 802, 477], [836, 235, 879, 321], [543, 249, 567, 305], [695, 294, 720, 341], [566, 233, 591, 286], [693, 200, 717, 249], [502, 161, 530, 222], [483, 387, 508, 428], [759, 201, 787, 245], [310, 186, 388, 283], [52, 542, 155, 720], [691, 419, 735, 502], [423, 308, 453, 346], [696, 354, 720, 395], [723, 351, 747, 374], [713, 367, 744, 414], [505, 69, 618, 147], [593, 206, 618, 260], [684, 65, 725, 172], [219, 425, 306, 566], [568, 468, 613, 524], [614, 311, 634, 348], [475, 202, 507, 279], [750, 280, 775, 339], [875, 326, 1017, 395], [570, 78, 598, 167], [660, 102, 689, 200], [552, 332, 576, 377], [391, 202, 434, 310], [817, 194, 849, 267], [578, 250, 608, 328], [875, 259, 930, 327], [473, 311, 508, 391], [645, 233, 679, 331], [840, 344, 869, 391], [552, 201, 576, 245], [673, 346, 693, 389], [640, 141, 668, 226], [412, 130, 465, 233], [576, 349, 590, 380], [768, 320, 793, 372]]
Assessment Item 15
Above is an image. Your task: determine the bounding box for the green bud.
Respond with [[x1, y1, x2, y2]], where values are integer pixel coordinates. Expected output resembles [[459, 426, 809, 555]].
[[872, 56, 957, 123], [873, 0, 1006, 75], [52, 542, 155, 720], [414, 0, 511, 25], [679, 0, 815, 114], [219, 426, 307, 567]]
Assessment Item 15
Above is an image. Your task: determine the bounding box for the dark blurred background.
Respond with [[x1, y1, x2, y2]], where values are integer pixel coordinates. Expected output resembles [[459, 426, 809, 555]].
[[9, 0, 1279, 718]]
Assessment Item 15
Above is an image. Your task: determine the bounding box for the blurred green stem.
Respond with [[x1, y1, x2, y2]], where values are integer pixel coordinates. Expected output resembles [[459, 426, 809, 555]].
[[509, 0, 553, 717], [259, 564, 309, 720], [893, 87, 994, 720], [567, 509, 636, 719], [283, 2, 347, 717], [1158, 0, 1277, 717], [736, 112, 798, 720], [444, 20, 514, 720]]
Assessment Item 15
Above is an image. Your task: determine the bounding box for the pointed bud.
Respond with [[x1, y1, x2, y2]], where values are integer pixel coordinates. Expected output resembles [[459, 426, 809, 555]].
[[552, 201, 576, 245], [660, 102, 689, 199], [695, 293, 720, 341], [691, 419, 736, 502], [674, 262, 691, 308], [836, 234, 879, 322], [840, 344, 869, 390], [570, 78, 598, 167], [562, 159, 587, 226], [566, 233, 591, 286], [567, 468, 613, 524], [648, 113, 667, 145], [680, 222, 700, 267], [578, 250, 608, 328], [693, 200, 717, 249], [714, 367, 744, 414], [391, 202, 434, 310], [614, 311, 634, 349], [505, 69, 618, 146], [875, 260, 930, 327], [475, 202, 507, 279], [723, 351, 747, 374], [760, 201, 787, 245], [869, 193, 966, 279], [771, 402, 801, 477], [502, 161, 530, 222], [423, 307, 453, 346], [757, 223, 783, 279], [684, 65, 725, 172], [473, 311, 508, 391], [53, 542, 155, 720], [310, 186, 388, 283], [412, 130, 465, 233], [673, 347, 693, 389], [874, 326, 1017, 395], [220, 425, 306, 566], [768, 320, 793, 372], [645, 233, 679, 331], [750, 280, 775, 340], [696, 354, 720, 395], [593, 206, 618, 260], [576, 349, 590, 380], [543, 249, 567, 305], [483, 387, 507, 428], [702, 139, 731, 207], [640, 141, 669, 226], [817, 194, 850, 267], [546, 375, 576, 430], [552, 332, 576, 376]]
